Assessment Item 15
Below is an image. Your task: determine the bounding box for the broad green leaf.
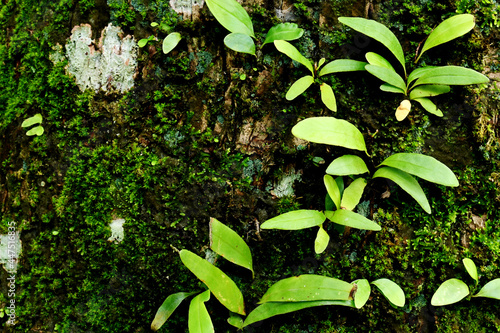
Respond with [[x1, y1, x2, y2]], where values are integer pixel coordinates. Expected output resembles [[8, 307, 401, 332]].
[[318, 58, 326, 68], [462, 258, 478, 283], [318, 59, 367, 76], [224, 32, 255, 55], [371, 278, 405, 307], [413, 97, 443, 117], [263, 22, 304, 46], [151, 292, 197, 331], [325, 193, 335, 211], [138, 38, 149, 48], [286, 75, 314, 100], [341, 178, 367, 211], [365, 64, 407, 93], [243, 300, 354, 327], [209, 217, 253, 277], [407, 66, 438, 86], [179, 250, 245, 315], [380, 83, 405, 94], [227, 312, 244, 329], [320, 83, 336, 111], [163, 32, 182, 54], [292, 117, 367, 153], [409, 85, 450, 99], [205, 0, 254, 37], [274, 40, 314, 74], [326, 155, 369, 176], [151, 22, 159, 27], [431, 278, 469, 306], [365, 52, 395, 71], [353, 279, 371, 309], [26, 126, 44, 136], [261, 210, 325, 230], [21, 113, 42, 127], [324, 175, 341, 210], [379, 153, 459, 187], [474, 279, 500, 299], [325, 209, 381, 231], [339, 17, 405, 73], [259, 274, 354, 303], [373, 166, 431, 214], [414, 66, 489, 87], [188, 290, 214, 333], [314, 224, 330, 254], [417, 14, 475, 62], [336, 177, 345, 197]]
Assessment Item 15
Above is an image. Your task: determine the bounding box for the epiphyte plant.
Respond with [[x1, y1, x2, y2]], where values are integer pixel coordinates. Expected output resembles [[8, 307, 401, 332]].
[[138, 22, 182, 55], [431, 258, 500, 306], [21, 113, 44, 136], [274, 40, 367, 111], [339, 14, 489, 120], [205, 0, 304, 55]]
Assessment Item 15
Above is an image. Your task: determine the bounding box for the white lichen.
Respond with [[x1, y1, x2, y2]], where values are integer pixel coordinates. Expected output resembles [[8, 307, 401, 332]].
[[108, 218, 126, 243], [0, 232, 22, 273]]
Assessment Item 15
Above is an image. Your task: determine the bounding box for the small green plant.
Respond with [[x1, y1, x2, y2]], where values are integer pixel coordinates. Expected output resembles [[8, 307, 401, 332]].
[[339, 14, 489, 120], [21, 113, 44, 136], [138, 22, 181, 54], [431, 258, 500, 306]]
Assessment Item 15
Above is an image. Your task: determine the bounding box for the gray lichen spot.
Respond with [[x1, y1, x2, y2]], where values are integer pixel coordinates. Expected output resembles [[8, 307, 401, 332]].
[[108, 218, 126, 243], [65, 23, 138, 94], [0, 232, 22, 273], [270, 168, 302, 198], [170, 0, 205, 20]]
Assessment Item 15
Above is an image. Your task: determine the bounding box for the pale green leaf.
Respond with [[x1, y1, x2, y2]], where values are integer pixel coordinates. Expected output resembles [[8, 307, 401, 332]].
[[162, 32, 182, 54], [373, 166, 431, 214], [151, 292, 197, 331], [371, 278, 405, 307], [326, 155, 369, 176], [318, 59, 367, 76], [274, 40, 314, 74], [474, 279, 500, 299], [407, 66, 438, 85], [227, 312, 244, 329], [286, 75, 314, 100], [380, 83, 405, 94], [314, 224, 330, 254], [259, 274, 354, 303], [318, 58, 326, 68], [341, 178, 367, 211], [292, 117, 367, 153], [409, 85, 450, 99], [151, 22, 159, 27], [180, 250, 245, 315], [413, 97, 443, 117], [205, 0, 254, 37], [224, 32, 255, 55], [414, 66, 489, 87], [379, 153, 459, 187], [209, 217, 253, 277], [26, 126, 44, 136], [365, 52, 395, 71], [325, 210, 381, 230], [320, 83, 336, 111], [324, 175, 341, 210], [462, 258, 478, 283], [21, 113, 42, 127], [365, 64, 407, 93], [263, 23, 304, 46], [138, 38, 149, 48], [431, 278, 469, 306], [188, 290, 214, 333], [353, 279, 371, 309], [261, 210, 325, 230]]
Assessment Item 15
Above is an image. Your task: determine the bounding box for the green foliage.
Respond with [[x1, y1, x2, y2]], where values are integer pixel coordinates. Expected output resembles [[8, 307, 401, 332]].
[[151, 292, 197, 331], [138, 21, 181, 55], [21, 113, 44, 136]]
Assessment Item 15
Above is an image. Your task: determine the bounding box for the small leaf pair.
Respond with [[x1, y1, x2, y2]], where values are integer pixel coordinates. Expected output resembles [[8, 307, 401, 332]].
[[21, 113, 44, 136], [138, 22, 182, 55]]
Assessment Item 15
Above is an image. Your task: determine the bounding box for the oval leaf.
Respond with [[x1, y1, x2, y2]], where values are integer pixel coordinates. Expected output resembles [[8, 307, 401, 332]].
[[431, 278, 469, 306], [341, 178, 367, 211], [353, 279, 371, 309], [314, 224, 330, 254], [151, 291, 197, 331], [320, 83, 336, 111], [292, 117, 367, 153], [325, 209, 381, 231], [26, 125, 44, 136], [380, 83, 405, 94], [261, 210, 325, 230], [259, 274, 354, 303], [21, 113, 42, 128], [409, 85, 450, 99], [162, 32, 182, 54], [224, 32, 255, 55], [365, 52, 395, 71], [371, 278, 405, 307], [463, 258, 478, 283], [205, 0, 254, 37], [188, 290, 214, 333], [414, 66, 489, 87], [318, 59, 367, 76], [474, 279, 500, 299], [209, 217, 253, 276], [263, 23, 304, 46], [326, 155, 369, 176], [179, 250, 245, 315], [379, 153, 459, 187], [365, 64, 407, 93], [413, 97, 443, 117], [286, 75, 314, 100], [407, 66, 439, 86], [324, 175, 341, 210], [227, 312, 244, 329], [274, 40, 314, 74]]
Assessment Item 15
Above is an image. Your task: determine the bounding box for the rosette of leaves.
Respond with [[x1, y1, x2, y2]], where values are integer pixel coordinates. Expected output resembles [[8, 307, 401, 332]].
[[205, 0, 304, 55], [431, 258, 500, 306], [339, 14, 489, 120], [138, 22, 181, 55], [274, 40, 367, 111], [21, 113, 44, 136]]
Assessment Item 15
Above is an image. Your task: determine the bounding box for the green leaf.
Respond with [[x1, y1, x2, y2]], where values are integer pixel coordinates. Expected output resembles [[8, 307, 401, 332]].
[[138, 38, 149, 48], [414, 66, 489, 87], [292, 117, 367, 153], [318, 59, 367, 76], [263, 22, 304, 46], [209, 217, 253, 277], [417, 14, 475, 62], [314, 224, 330, 254], [224, 32, 255, 55], [365, 64, 406, 93], [259, 274, 354, 303], [353, 279, 371, 309], [179, 250, 245, 315], [26, 126, 44, 136], [371, 278, 405, 307], [409, 85, 450, 99], [319, 83, 336, 111], [365, 52, 395, 71], [462, 258, 478, 283], [227, 312, 244, 329], [243, 300, 354, 327], [379, 153, 459, 187], [407, 66, 438, 85], [474, 279, 500, 299], [341, 178, 367, 211], [21, 113, 42, 127], [151, 22, 159, 27], [412, 97, 443, 117], [151, 291, 197, 331], [373, 166, 431, 214], [318, 58, 326, 68], [286, 75, 314, 100], [339, 17, 405, 73], [261, 210, 325, 230], [188, 290, 214, 333], [326, 155, 369, 176], [162, 32, 182, 54], [205, 0, 254, 37], [274, 40, 314, 74], [431, 278, 469, 306], [325, 209, 381, 230], [324, 175, 341, 210], [380, 83, 405, 94]]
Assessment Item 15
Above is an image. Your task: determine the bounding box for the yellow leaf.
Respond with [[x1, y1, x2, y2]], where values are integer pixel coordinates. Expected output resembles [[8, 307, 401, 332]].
[[395, 100, 411, 121]]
